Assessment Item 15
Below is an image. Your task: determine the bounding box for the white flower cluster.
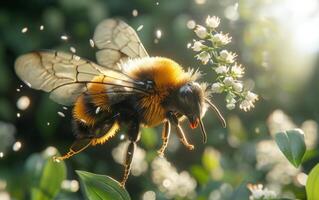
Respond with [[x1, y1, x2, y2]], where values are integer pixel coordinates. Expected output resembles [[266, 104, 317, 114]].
[[247, 184, 277, 200], [191, 15, 258, 111], [151, 157, 197, 199], [111, 141, 148, 176]]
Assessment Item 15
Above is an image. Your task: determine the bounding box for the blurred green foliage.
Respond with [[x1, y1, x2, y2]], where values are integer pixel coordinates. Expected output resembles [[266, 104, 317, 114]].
[[0, 0, 319, 200]]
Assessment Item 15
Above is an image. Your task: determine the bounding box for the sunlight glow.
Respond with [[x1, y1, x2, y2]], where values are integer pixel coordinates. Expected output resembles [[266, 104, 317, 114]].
[[278, 0, 319, 53]]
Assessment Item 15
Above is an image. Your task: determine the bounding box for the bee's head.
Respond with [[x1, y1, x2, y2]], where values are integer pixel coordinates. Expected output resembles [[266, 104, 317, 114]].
[[177, 82, 205, 128], [167, 81, 226, 143]]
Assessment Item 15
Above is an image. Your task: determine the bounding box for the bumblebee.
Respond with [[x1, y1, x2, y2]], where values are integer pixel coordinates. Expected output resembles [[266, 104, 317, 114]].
[[15, 19, 226, 186]]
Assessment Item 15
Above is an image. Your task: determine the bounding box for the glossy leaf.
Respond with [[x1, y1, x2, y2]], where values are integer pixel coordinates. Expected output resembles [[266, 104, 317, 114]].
[[25, 147, 67, 200], [77, 170, 131, 200], [306, 164, 319, 200], [274, 129, 306, 168]]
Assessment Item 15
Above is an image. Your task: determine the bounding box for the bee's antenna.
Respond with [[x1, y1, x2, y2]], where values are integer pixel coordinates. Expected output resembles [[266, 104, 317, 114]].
[[199, 119, 207, 143], [204, 98, 226, 128]]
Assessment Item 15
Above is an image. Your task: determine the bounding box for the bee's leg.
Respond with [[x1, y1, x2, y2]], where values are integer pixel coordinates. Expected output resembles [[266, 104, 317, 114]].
[[167, 112, 194, 150], [53, 120, 94, 162], [157, 121, 171, 157], [53, 138, 93, 162], [54, 119, 117, 162], [120, 120, 140, 187]]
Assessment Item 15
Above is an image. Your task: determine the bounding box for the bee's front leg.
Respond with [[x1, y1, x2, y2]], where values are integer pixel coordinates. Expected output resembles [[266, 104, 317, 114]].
[[120, 120, 140, 187], [167, 112, 194, 150]]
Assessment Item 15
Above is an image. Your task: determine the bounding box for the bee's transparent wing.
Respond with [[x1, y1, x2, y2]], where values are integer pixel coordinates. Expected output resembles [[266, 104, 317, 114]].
[[15, 50, 145, 106], [93, 18, 149, 70]]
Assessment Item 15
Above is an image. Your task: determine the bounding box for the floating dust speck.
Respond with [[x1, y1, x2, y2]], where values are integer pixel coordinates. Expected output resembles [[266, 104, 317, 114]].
[[16, 96, 30, 110], [137, 25, 144, 32], [12, 141, 22, 152], [187, 42, 192, 48], [89, 39, 95, 48], [57, 111, 65, 117], [154, 38, 159, 44], [187, 20, 196, 29], [120, 134, 125, 140], [17, 113, 21, 118], [132, 9, 138, 17], [95, 106, 101, 114], [0, 152, 4, 158], [21, 27, 28, 33], [47, 122, 50, 126], [61, 35, 68, 41], [156, 2, 159, 5], [63, 106, 68, 110], [20, 85, 23, 88], [16, 88, 20, 92], [70, 46, 76, 53], [155, 29, 162, 39], [40, 25, 44, 31]]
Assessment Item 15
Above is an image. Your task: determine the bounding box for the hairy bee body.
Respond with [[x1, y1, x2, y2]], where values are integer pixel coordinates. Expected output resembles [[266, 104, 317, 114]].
[[72, 57, 198, 145]]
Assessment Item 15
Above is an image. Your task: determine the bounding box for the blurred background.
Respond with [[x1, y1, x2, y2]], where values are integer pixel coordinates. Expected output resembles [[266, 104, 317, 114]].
[[1, 0, 319, 199]]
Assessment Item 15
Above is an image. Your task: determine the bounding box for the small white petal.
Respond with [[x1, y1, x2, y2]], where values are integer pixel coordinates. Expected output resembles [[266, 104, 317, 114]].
[[211, 83, 223, 93], [192, 40, 204, 52], [223, 77, 234, 86], [232, 82, 243, 92], [205, 15, 220, 28], [215, 65, 228, 74], [194, 25, 207, 39]]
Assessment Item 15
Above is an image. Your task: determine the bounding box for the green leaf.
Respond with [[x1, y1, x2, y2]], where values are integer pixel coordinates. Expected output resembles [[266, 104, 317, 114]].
[[25, 147, 67, 200], [274, 129, 306, 168], [306, 164, 319, 200], [77, 170, 131, 200]]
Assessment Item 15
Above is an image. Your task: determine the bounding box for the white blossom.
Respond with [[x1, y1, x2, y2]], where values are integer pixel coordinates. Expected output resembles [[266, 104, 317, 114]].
[[226, 103, 235, 110], [223, 77, 234, 86], [246, 91, 258, 103], [219, 50, 236, 63], [247, 184, 277, 200], [211, 33, 231, 45], [192, 40, 205, 52], [215, 65, 228, 74], [211, 82, 223, 93], [226, 97, 236, 110], [151, 157, 197, 199], [205, 15, 220, 28], [239, 99, 253, 112], [196, 51, 211, 65], [239, 91, 258, 111], [232, 82, 243, 92], [231, 64, 244, 77], [194, 25, 207, 39]]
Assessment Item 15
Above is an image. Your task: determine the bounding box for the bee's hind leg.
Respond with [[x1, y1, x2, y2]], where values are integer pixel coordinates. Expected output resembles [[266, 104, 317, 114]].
[[120, 120, 140, 187], [157, 121, 171, 157], [53, 137, 93, 162]]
